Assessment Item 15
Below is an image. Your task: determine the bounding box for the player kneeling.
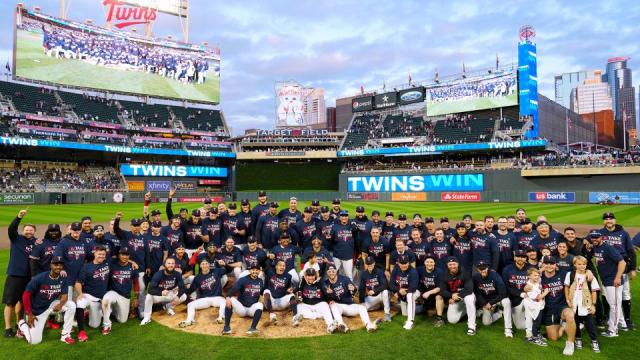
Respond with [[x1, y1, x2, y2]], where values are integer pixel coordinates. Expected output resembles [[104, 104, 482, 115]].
[[325, 264, 379, 333], [417, 255, 445, 326], [222, 264, 265, 336], [440, 257, 477, 335], [473, 262, 513, 337], [140, 258, 187, 325], [359, 256, 392, 322], [179, 259, 226, 328], [296, 268, 337, 333], [101, 247, 139, 335], [18, 256, 76, 345], [263, 260, 298, 326], [75, 246, 110, 342], [390, 255, 419, 330]]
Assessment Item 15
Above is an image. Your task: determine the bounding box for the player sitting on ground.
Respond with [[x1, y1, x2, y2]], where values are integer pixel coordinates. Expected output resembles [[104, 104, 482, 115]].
[[295, 268, 337, 334], [263, 260, 298, 326], [140, 257, 187, 325], [222, 264, 264, 336], [179, 259, 226, 328]]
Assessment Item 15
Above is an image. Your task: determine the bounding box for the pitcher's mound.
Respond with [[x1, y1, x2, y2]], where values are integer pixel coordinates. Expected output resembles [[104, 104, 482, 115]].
[[154, 304, 395, 338]]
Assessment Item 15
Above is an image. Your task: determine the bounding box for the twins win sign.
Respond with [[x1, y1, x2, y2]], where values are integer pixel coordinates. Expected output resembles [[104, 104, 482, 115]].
[[120, 164, 227, 178], [347, 174, 483, 192]]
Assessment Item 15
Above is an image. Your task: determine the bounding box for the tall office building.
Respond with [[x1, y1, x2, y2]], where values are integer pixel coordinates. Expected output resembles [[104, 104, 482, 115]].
[[554, 71, 587, 108], [603, 57, 636, 133], [570, 70, 613, 114]]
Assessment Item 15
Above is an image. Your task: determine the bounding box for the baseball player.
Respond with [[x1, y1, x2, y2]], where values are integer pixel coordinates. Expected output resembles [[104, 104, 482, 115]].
[[389, 238, 416, 271], [140, 257, 187, 325], [53, 221, 86, 299], [359, 256, 391, 322], [360, 227, 391, 277], [409, 228, 429, 268], [160, 216, 185, 254], [239, 199, 254, 244], [316, 206, 335, 249], [74, 246, 110, 342], [502, 249, 533, 330], [113, 213, 146, 308], [381, 211, 396, 243], [29, 224, 62, 277], [179, 259, 226, 327], [202, 208, 223, 248], [222, 264, 264, 336], [192, 242, 219, 272], [183, 210, 207, 257], [250, 191, 270, 228], [295, 268, 337, 333], [392, 214, 411, 246], [417, 255, 444, 326], [254, 202, 281, 249], [515, 218, 537, 250], [473, 261, 512, 337], [278, 197, 302, 227], [430, 228, 453, 272], [531, 221, 562, 255], [494, 217, 517, 272], [301, 236, 333, 277], [330, 211, 357, 280], [169, 244, 195, 287], [293, 207, 318, 250], [84, 225, 114, 261], [439, 256, 476, 335], [239, 238, 268, 278], [17, 256, 76, 345], [470, 221, 499, 271], [390, 255, 419, 330], [145, 221, 168, 276], [101, 247, 139, 335], [218, 238, 243, 280], [310, 200, 322, 220], [79, 216, 94, 243], [263, 260, 298, 325], [324, 264, 379, 333], [268, 234, 301, 287], [223, 204, 247, 249], [329, 198, 342, 220], [451, 224, 473, 275]]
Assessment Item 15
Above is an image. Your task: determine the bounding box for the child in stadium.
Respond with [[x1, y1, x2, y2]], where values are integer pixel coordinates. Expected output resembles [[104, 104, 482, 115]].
[[523, 267, 548, 346]]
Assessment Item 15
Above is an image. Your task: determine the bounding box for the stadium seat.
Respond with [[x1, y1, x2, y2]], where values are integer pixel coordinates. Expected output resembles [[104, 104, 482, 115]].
[[57, 91, 120, 123], [0, 81, 60, 116]]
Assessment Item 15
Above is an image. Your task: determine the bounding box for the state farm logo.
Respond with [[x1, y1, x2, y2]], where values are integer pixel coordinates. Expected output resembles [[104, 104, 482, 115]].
[[103, 0, 158, 29], [441, 192, 481, 202]]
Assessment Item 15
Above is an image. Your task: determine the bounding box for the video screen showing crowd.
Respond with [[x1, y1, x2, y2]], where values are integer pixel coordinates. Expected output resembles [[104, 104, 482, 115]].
[[3, 191, 637, 356]]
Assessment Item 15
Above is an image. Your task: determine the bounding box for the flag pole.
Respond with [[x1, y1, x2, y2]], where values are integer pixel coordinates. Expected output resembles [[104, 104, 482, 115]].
[[565, 107, 569, 152]]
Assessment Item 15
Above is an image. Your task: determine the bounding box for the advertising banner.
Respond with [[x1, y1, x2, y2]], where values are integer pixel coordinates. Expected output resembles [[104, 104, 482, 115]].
[[199, 179, 223, 185], [146, 181, 171, 192], [347, 174, 484, 192], [588, 192, 640, 204], [352, 96, 374, 112], [0, 193, 35, 204], [178, 196, 223, 203], [173, 181, 196, 191], [391, 192, 427, 201], [528, 192, 576, 203], [441, 192, 481, 202], [374, 92, 398, 109], [127, 181, 145, 191], [346, 193, 380, 201], [398, 87, 426, 105], [120, 164, 227, 178]]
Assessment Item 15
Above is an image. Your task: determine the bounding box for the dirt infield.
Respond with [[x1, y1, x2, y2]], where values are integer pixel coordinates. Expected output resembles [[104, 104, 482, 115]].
[[2, 222, 637, 249], [153, 303, 395, 338]]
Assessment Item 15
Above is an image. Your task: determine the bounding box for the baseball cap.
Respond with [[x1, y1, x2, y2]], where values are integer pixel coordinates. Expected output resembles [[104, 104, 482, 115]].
[[249, 263, 261, 270], [602, 212, 615, 220], [305, 268, 317, 276], [339, 210, 349, 216], [526, 246, 537, 253], [385, 211, 394, 217], [364, 256, 376, 265], [175, 243, 185, 249], [463, 214, 473, 220], [440, 217, 449, 223], [536, 220, 550, 227], [151, 209, 161, 216], [372, 210, 380, 216], [241, 199, 250, 206], [151, 221, 163, 228], [203, 198, 213, 204], [398, 214, 407, 221], [424, 216, 434, 223], [131, 218, 142, 226], [446, 256, 459, 264], [522, 218, 533, 224], [326, 264, 337, 271], [332, 198, 341, 205], [258, 190, 267, 197], [356, 206, 365, 212], [119, 247, 130, 255], [70, 222, 82, 231], [320, 206, 329, 213], [424, 253, 437, 262], [542, 256, 557, 264], [398, 255, 410, 264], [171, 215, 182, 221], [588, 229, 602, 239], [51, 256, 64, 264], [514, 249, 527, 257], [228, 203, 237, 210], [206, 242, 217, 248], [47, 224, 61, 232], [311, 200, 320, 206], [179, 207, 189, 213], [303, 207, 313, 214], [270, 202, 279, 208], [279, 233, 291, 240], [93, 225, 104, 232], [247, 237, 257, 244], [455, 222, 465, 229], [192, 209, 201, 217], [208, 208, 218, 215], [476, 261, 489, 270]]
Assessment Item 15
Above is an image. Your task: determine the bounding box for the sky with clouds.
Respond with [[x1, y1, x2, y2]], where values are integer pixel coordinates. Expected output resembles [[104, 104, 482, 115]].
[[1, 0, 639, 135]]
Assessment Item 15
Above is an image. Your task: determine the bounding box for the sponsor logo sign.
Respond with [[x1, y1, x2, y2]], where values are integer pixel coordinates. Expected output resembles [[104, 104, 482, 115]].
[[198, 179, 223, 185], [120, 164, 227, 178], [267, 151, 306, 157], [178, 197, 223, 203], [391, 192, 427, 201], [347, 174, 484, 192], [352, 96, 374, 112], [103, 0, 158, 29], [588, 192, 640, 204], [347, 193, 380, 201], [173, 181, 196, 191], [127, 181, 145, 191], [374, 92, 398, 109], [528, 192, 576, 203], [399, 87, 425, 105], [0, 193, 34, 204], [441, 192, 481, 202], [336, 140, 547, 157], [146, 181, 171, 192]]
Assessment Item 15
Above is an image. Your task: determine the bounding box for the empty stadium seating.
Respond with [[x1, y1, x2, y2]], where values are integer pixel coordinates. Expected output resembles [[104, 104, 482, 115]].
[[0, 81, 60, 115], [57, 91, 120, 123], [433, 117, 495, 144], [119, 101, 172, 128], [172, 106, 224, 132]]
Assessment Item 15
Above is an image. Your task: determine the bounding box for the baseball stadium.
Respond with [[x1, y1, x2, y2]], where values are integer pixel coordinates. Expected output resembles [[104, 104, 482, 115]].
[[0, 1, 639, 359]]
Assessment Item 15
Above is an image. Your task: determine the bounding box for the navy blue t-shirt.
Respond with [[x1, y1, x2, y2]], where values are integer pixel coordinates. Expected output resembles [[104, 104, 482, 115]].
[[26, 272, 68, 315], [77, 261, 110, 298], [541, 271, 568, 310], [109, 260, 138, 299], [145, 233, 167, 273], [231, 275, 264, 307], [360, 237, 390, 269], [331, 222, 356, 260], [593, 243, 624, 286], [359, 268, 388, 302], [191, 268, 225, 298], [7, 217, 36, 277], [265, 269, 293, 299], [270, 245, 300, 272], [53, 235, 86, 284], [323, 275, 355, 304], [30, 238, 59, 275], [417, 267, 442, 293]]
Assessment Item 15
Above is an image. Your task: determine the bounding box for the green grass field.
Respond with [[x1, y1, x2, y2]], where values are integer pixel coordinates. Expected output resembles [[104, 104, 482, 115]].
[[426, 93, 518, 116], [0, 202, 638, 359], [15, 30, 220, 103], [1, 202, 638, 230]]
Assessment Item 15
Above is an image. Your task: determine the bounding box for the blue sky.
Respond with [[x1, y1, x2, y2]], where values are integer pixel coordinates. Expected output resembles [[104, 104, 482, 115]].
[[1, 0, 639, 135]]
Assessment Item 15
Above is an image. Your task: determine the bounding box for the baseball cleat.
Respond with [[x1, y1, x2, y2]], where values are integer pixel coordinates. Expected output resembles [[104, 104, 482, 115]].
[[269, 313, 278, 325], [166, 308, 176, 316], [60, 335, 76, 345], [574, 338, 583, 349], [140, 318, 152, 326], [337, 323, 348, 333], [292, 314, 302, 327], [619, 324, 629, 332], [216, 317, 224, 324], [601, 331, 618, 337], [433, 317, 444, 327], [246, 328, 260, 337], [327, 323, 337, 334], [403, 321, 413, 330], [562, 341, 575, 356], [4, 328, 15, 338], [504, 328, 513, 338], [366, 324, 377, 333], [101, 326, 111, 335], [179, 321, 194, 328], [77, 330, 89, 342], [221, 327, 232, 335], [384, 313, 392, 322], [373, 318, 383, 327], [591, 341, 600, 353], [466, 328, 475, 336], [47, 320, 61, 329], [532, 336, 548, 347]]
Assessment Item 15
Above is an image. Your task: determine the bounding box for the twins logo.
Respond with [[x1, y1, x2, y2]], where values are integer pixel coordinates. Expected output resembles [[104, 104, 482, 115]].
[[411, 245, 427, 258], [447, 278, 463, 293], [244, 254, 258, 267], [207, 224, 221, 235], [276, 249, 293, 263], [166, 233, 181, 248], [472, 237, 487, 250], [147, 239, 162, 252], [302, 224, 316, 238], [111, 269, 132, 284], [40, 283, 62, 300], [265, 219, 279, 232], [432, 244, 449, 258]]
